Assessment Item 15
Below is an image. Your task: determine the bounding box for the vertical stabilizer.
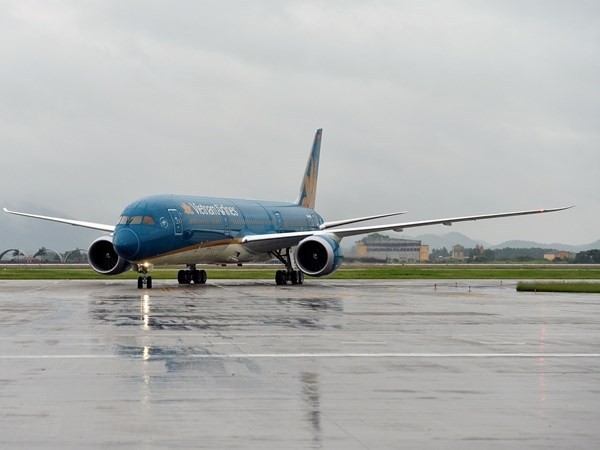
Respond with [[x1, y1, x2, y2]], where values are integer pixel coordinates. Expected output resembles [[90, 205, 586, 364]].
[[295, 129, 322, 209]]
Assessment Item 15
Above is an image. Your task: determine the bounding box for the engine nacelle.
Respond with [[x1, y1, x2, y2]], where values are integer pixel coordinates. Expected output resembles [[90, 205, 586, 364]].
[[88, 236, 132, 275], [295, 235, 343, 277]]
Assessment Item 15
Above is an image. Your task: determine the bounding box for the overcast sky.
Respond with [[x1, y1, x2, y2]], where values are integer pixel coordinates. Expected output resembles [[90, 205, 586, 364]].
[[1, 0, 598, 253]]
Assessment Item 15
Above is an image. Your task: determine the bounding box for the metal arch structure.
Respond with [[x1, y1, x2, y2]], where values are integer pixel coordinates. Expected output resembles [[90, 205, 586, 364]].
[[33, 248, 64, 263], [0, 249, 27, 262], [64, 248, 88, 263]]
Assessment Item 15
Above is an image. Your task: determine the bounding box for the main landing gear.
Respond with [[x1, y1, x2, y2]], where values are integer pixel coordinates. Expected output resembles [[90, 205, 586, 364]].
[[177, 264, 207, 285], [271, 248, 304, 286]]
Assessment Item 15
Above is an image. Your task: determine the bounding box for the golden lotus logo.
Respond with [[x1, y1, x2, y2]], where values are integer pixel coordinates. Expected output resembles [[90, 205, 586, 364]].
[[181, 203, 194, 215]]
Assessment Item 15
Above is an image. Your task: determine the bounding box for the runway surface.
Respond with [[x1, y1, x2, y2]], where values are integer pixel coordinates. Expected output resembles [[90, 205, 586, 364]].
[[0, 279, 599, 449]]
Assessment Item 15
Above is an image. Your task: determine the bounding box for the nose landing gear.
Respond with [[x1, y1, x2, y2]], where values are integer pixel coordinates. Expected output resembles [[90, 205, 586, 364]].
[[137, 275, 152, 289], [135, 263, 154, 289]]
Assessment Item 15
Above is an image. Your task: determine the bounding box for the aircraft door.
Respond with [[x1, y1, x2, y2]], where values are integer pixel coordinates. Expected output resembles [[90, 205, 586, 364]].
[[273, 211, 283, 233], [168, 209, 183, 236], [220, 213, 231, 237]]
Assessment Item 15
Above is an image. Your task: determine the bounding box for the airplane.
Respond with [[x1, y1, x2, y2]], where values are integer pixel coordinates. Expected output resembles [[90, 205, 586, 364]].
[[4, 129, 572, 289]]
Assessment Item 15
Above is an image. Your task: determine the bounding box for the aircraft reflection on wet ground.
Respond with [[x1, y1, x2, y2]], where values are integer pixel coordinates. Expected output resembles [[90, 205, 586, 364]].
[[91, 290, 343, 332], [1, 279, 599, 448]]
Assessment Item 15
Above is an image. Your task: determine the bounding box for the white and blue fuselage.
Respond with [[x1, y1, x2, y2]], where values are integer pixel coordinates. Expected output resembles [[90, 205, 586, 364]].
[[113, 195, 323, 266]]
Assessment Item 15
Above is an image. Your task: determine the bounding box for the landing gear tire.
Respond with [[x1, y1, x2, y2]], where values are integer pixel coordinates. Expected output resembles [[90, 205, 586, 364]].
[[275, 270, 286, 285], [134, 262, 154, 289], [275, 269, 304, 286], [192, 269, 207, 284], [178, 269, 191, 284], [178, 268, 207, 285], [271, 248, 305, 286], [291, 270, 304, 285], [137, 275, 153, 289], [291, 271, 299, 285]]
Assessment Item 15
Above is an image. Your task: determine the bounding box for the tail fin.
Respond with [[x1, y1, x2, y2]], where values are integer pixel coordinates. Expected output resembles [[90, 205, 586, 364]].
[[295, 129, 322, 209]]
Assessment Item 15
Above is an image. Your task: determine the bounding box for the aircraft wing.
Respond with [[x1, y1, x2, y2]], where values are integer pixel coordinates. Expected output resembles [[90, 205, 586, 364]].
[[320, 211, 407, 229], [327, 206, 574, 239], [242, 231, 315, 253], [3, 208, 115, 233], [241, 206, 573, 252]]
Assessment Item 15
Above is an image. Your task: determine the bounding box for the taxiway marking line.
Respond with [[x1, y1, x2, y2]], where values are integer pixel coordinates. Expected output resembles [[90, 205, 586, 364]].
[[1, 353, 599, 359]]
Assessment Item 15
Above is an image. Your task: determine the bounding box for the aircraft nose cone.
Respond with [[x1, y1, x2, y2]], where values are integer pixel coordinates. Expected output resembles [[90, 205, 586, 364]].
[[113, 229, 140, 260]]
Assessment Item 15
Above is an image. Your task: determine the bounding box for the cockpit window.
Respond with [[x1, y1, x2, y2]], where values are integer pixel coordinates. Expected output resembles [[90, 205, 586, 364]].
[[119, 215, 156, 226]]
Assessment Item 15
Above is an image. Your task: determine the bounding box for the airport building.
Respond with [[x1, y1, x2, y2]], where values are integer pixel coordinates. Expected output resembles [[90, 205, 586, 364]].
[[353, 234, 429, 262], [543, 251, 575, 261], [452, 244, 465, 261]]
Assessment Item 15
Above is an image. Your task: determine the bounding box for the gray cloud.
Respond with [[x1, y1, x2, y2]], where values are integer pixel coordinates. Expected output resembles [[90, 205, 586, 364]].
[[1, 0, 597, 252]]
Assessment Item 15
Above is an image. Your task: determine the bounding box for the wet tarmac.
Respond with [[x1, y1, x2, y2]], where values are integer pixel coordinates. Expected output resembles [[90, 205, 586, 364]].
[[0, 279, 599, 449]]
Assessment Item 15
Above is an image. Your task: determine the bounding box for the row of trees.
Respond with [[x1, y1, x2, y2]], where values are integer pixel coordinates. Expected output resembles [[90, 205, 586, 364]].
[[430, 247, 600, 263], [573, 250, 600, 264]]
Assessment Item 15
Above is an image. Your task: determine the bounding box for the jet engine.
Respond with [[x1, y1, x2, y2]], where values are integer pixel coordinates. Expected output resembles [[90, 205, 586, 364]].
[[87, 236, 132, 275], [295, 235, 343, 277]]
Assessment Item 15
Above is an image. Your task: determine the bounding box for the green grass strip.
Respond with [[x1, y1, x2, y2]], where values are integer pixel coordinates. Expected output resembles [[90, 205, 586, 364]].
[[2, 266, 600, 280], [328, 267, 600, 280], [517, 281, 600, 293]]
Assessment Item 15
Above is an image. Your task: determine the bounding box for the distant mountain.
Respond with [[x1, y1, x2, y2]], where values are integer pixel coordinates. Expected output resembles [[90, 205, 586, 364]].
[[401, 232, 600, 252], [492, 239, 600, 253], [405, 232, 491, 250]]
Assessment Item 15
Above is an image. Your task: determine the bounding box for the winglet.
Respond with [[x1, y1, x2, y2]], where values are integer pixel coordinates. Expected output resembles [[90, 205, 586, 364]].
[[295, 129, 322, 210]]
